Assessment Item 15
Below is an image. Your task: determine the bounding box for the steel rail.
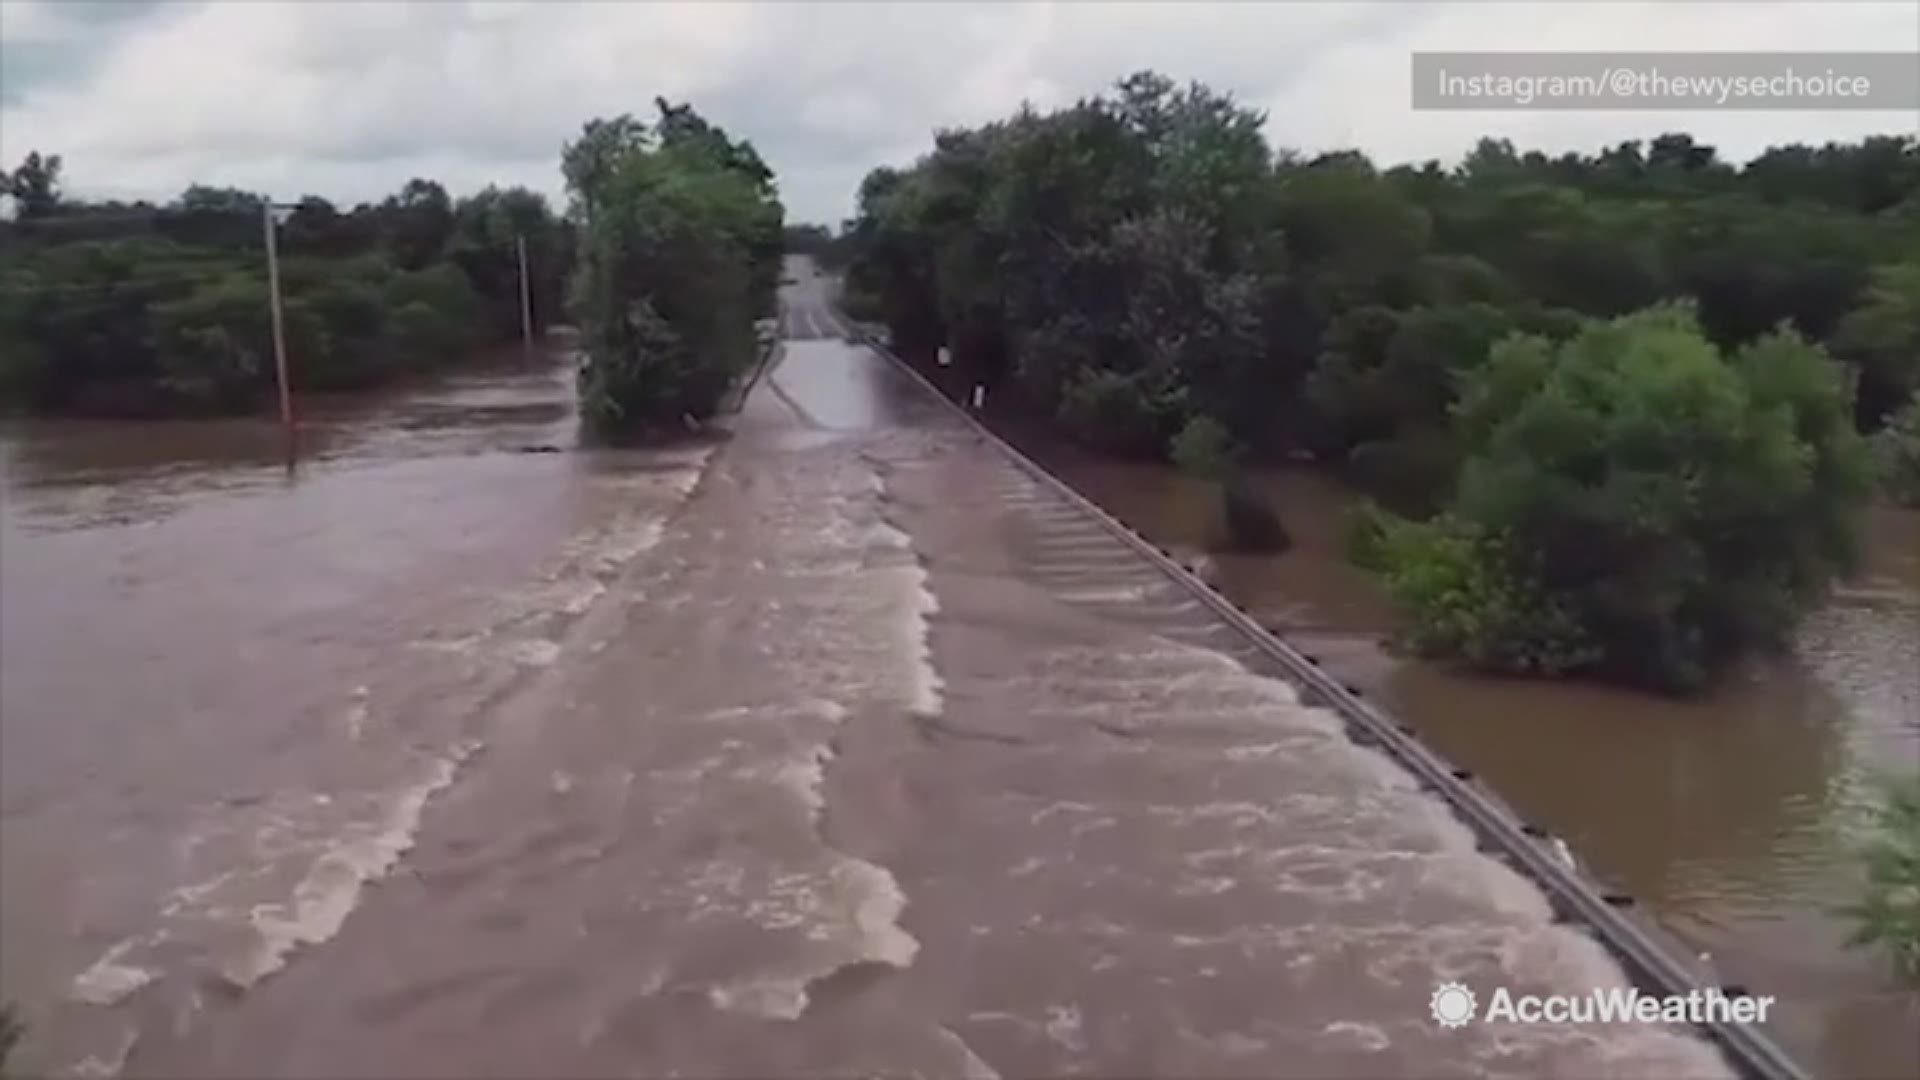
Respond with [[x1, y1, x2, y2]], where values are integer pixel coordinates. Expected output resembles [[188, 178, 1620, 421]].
[[843, 319, 1808, 1080]]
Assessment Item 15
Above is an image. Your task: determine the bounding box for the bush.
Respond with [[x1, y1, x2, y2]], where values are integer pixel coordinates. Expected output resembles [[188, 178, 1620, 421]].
[[1170, 414, 1235, 480], [1872, 393, 1920, 506], [1372, 304, 1871, 691], [150, 275, 279, 409], [1844, 772, 1920, 980], [1172, 415, 1289, 551], [1061, 368, 1185, 456], [1370, 513, 1600, 672]]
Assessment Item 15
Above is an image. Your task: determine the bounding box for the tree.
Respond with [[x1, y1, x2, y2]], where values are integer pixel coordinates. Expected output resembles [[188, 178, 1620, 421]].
[[4, 150, 63, 218], [566, 101, 780, 437], [562, 114, 650, 223], [1833, 262, 1920, 426], [1871, 393, 1920, 506], [382, 178, 455, 270], [1171, 413, 1288, 551], [0, 154, 569, 417], [450, 186, 566, 337], [1372, 305, 1871, 691]]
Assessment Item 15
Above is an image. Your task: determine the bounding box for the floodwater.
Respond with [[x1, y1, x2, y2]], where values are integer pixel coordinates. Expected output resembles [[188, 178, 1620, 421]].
[[1024, 441, 1920, 1080], [0, 342, 720, 1074], [1, 260, 1742, 1077]]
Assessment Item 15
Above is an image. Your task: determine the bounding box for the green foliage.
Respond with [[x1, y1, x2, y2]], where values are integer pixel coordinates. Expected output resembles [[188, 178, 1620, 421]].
[[566, 100, 782, 437], [1340, 498, 1394, 571], [1843, 772, 1920, 980], [1369, 513, 1600, 673], [1378, 306, 1870, 691], [840, 78, 1908, 690], [783, 223, 850, 270], [1061, 368, 1185, 456], [1170, 414, 1235, 479], [0, 163, 561, 416], [844, 73, 1274, 442], [448, 185, 570, 340], [1833, 262, 1920, 426], [1171, 415, 1287, 551], [1872, 393, 1920, 506]]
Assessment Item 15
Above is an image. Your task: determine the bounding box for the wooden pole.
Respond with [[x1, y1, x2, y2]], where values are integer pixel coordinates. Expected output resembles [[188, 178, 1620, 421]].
[[517, 233, 534, 364], [263, 201, 294, 458]]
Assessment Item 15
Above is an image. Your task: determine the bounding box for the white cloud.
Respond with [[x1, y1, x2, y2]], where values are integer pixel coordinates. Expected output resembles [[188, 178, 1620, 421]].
[[1, 0, 1914, 222]]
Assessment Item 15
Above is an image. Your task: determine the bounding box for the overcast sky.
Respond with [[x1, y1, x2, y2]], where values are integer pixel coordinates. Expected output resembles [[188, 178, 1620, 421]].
[[2, 1, 1915, 224]]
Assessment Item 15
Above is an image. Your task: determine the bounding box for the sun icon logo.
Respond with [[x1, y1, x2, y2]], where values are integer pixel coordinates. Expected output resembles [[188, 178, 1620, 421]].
[[1429, 982, 1477, 1028]]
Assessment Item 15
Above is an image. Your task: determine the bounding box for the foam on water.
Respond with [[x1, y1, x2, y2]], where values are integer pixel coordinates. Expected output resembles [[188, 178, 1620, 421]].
[[69, 939, 158, 1006], [69, 1030, 138, 1079], [500, 638, 561, 668], [1052, 584, 1154, 604], [706, 977, 811, 1020], [341, 685, 371, 742], [903, 561, 945, 718], [229, 739, 480, 987], [935, 1025, 1005, 1080]]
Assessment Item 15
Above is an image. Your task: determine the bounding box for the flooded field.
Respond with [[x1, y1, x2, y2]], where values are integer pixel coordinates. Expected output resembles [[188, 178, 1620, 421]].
[[1023, 439, 1920, 1080]]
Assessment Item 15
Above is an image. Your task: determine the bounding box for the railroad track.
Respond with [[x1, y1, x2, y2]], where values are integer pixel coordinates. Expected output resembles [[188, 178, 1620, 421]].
[[838, 315, 1808, 1080]]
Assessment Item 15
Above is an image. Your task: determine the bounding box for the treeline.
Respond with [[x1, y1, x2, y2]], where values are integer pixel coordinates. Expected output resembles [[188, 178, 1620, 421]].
[[782, 223, 851, 271], [0, 152, 571, 414], [565, 99, 783, 437], [845, 71, 1920, 691]]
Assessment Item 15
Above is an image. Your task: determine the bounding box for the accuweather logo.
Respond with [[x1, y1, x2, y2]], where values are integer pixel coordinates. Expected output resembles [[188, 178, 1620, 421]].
[[1430, 982, 1478, 1028], [1428, 981, 1775, 1027]]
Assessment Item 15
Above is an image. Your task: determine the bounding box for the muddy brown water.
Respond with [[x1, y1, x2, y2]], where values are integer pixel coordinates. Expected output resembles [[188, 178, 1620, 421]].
[[0, 262, 1903, 1077], [1016, 438, 1919, 1080], [0, 341, 723, 1073]]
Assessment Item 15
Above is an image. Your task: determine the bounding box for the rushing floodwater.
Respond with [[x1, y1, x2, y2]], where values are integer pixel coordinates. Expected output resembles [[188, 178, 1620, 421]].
[[0, 267, 1750, 1078], [0, 342, 719, 1074], [1020, 440, 1920, 1080]]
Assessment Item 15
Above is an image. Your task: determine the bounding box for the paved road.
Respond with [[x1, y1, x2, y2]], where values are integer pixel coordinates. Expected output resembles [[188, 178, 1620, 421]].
[[123, 260, 1730, 1077]]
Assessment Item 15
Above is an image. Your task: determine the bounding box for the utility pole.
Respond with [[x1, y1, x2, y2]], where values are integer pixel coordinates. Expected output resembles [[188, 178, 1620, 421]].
[[516, 233, 534, 365], [262, 201, 294, 459]]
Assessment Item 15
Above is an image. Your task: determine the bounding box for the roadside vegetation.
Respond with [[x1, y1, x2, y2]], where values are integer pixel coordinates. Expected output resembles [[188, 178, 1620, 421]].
[[1872, 392, 1920, 506], [1845, 772, 1920, 979], [564, 100, 783, 439], [842, 70, 1917, 692], [0, 151, 570, 415], [782, 223, 851, 273]]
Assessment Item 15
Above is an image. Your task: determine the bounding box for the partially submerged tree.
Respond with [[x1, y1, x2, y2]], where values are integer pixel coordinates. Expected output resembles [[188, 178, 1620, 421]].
[[1171, 414, 1288, 552], [565, 100, 783, 438], [1370, 305, 1871, 691]]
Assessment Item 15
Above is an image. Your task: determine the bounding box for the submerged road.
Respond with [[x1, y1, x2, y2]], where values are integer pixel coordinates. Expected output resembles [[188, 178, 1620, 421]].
[[86, 261, 1731, 1076]]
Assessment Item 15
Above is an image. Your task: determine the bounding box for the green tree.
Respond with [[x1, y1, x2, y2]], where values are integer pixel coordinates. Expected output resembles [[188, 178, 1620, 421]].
[[1871, 393, 1920, 506], [1833, 262, 1920, 426], [1374, 305, 1870, 691], [566, 101, 780, 437], [1172, 413, 1288, 551], [1843, 772, 1920, 979]]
